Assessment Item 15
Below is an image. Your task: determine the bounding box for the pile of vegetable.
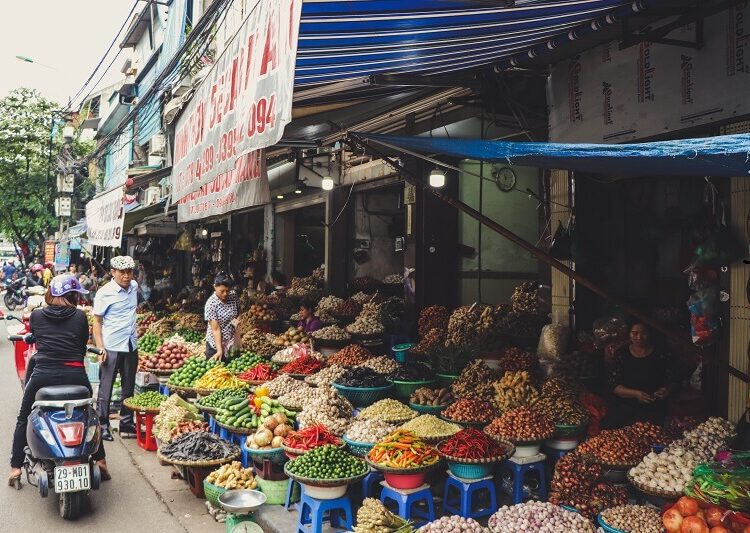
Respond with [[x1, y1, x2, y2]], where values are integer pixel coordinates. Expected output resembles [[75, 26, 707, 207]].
[[154, 394, 203, 442], [197, 388, 247, 409], [410, 387, 453, 407], [237, 363, 278, 382], [445, 306, 481, 347], [488, 502, 594, 532], [530, 378, 588, 426], [662, 496, 721, 533], [576, 425, 655, 466], [629, 446, 699, 494], [451, 360, 498, 403], [137, 333, 162, 353], [310, 325, 351, 341], [283, 423, 343, 451], [346, 311, 385, 336], [497, 347, 539, 374], [225, 351, 272, 373], [280, 355, 323, 375], [170, 420, 208, 441], [175, 329, 204, 343], [174, 313, 204, 331], [442, 399, 497, 424], [168, 357, 219, 387], [388, 362, 435, 382], [437, 428, 511, 460], [344, 419, 396, 444], [241, 329, 278, 356], [367, 430, 440, 469], [672, 416, 735, 462], [327, 344, 372, 366], [248, 413, 293, 450], [484, 407, 554, 442], [335, 367, 390, 388], [274, 326, 308, 348], [206, 461, 257, 490], [359, 399, 417, 423], [136, 313, 157, 337], [214, 395, 296, 430], [287, 444, 368, 480], [418, 305, 450, 337], [278, 385, 331, 410], [194, 366, 244, 390], [304, 364, 346, 387], [353, 498, 413, 533], [316, 296, 345, 315], [246, 303, 277, 322], [296, 388, 354, 435], [492, 371, 539, 411], [399, 415, 461, 441], [685, 457, 750, 512], [358, 356, 401, 375], [140, 340, 192, 372], [599, 505, 662, 533], [419, 516, 488, 532], [126, 391, 167, 410], [160, 431, 239, 462], [264, 375, 310, 397]]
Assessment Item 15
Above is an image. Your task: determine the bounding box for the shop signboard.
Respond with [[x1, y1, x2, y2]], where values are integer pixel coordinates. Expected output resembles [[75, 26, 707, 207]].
[[171, 0, 302, 222], [85, 188, 125, 248], [54, 241, 70, 271], [548, 3, 750, 143], [44, 240, 56, 265]]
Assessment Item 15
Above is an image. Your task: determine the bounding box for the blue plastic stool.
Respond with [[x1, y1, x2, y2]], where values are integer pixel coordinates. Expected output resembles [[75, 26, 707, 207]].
[[502, 454, 548, 504], [208, 415, 218, 434], [232, 434, 250, 467], [285, 478, 301, 510], [159, 384, 170, 396], [361, 469, 384, 498], [296, 487, 353, 533], [443, 473, 497, 519], [380, 482, 435, 526], [218, 426, 231, 442]]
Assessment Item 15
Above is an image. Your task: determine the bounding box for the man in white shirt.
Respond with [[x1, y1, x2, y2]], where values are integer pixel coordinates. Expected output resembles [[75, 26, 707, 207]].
[[92, 256, 139, 441]]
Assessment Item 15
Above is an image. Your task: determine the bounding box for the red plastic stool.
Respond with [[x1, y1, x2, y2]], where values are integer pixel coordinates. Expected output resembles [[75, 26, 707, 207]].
[[134, 411, 158, 451], [185, 466, 213, 498]]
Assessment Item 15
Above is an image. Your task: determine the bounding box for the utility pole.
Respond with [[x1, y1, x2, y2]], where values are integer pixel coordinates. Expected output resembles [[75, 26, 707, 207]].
[[53, 125, 76, 268]]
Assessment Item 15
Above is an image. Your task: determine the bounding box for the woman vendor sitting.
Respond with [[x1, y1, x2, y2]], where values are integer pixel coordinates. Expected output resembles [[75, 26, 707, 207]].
[[297, 299, 322, 333], [604, 322, 675, 428]]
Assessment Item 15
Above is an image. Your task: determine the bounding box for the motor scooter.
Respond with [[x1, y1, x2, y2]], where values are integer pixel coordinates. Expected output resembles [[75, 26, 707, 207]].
[[4, 277, 27, 310], [8, 330, 104, 519]]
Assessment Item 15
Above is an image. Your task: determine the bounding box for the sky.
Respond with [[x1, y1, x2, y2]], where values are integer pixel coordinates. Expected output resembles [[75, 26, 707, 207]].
[[0, 0, 139, 107]]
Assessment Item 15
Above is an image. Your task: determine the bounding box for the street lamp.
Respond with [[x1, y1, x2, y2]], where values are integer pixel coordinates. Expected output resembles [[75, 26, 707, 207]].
[[15, 55, 57, 70]]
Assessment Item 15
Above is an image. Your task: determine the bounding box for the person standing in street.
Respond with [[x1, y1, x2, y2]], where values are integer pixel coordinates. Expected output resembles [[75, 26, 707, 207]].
[[204, 272, 240, 362], [2, 259, 16, 284], [92, 256, 138, 441]]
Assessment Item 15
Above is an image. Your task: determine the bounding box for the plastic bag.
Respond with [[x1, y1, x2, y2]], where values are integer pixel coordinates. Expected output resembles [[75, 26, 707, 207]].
[[688, 287, 720, 346], [684, 456, 750, 511], [537, 323, 570, 360]]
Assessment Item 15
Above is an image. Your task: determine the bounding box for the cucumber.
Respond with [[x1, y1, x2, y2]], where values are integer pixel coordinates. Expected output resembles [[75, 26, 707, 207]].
[[229, 399, 249, 412]]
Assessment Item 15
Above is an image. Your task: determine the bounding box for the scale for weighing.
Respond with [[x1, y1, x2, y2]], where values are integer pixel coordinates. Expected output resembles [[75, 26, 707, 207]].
[[217, 489, 267, 533]]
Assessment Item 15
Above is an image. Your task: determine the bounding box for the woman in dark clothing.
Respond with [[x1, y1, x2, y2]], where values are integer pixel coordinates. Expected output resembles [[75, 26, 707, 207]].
[[605, 323, 674, 428], [8, 274, 108, 486]]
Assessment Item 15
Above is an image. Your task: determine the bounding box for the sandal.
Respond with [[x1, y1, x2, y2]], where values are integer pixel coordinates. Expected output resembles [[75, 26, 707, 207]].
[[8, 469, 22, 490]]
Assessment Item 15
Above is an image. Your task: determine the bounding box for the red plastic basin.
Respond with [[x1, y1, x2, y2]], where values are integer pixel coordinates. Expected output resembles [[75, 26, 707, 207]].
[[384, 472, 425, 490]]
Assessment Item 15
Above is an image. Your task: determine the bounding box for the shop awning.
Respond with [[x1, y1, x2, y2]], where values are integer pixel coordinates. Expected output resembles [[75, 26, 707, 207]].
[[123, 199, 169, 234], [354, 132, 750, 177], [296, 0, 633, 86]]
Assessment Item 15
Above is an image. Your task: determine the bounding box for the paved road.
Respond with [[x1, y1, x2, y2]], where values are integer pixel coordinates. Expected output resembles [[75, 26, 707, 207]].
[[0, 316, 186, 532]]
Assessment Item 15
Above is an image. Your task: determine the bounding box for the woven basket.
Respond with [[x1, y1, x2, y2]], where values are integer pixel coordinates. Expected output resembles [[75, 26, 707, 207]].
[[156, 450, 240, 468], [145, 368, 178, 376], [216, 422, 256, 436], [626, 471, 683, 500], [203, 479, 227, 507], [283, 462, 368, 488], [409, 403, 446, 415], [437, 439, 515, 465], [332, 382, 394, 407], [390, 379, 437, 401], [342, 436, 375, 457], [554, 420, 589, 438], [122, 398, 163, 415], [244, 445, 288, 465]]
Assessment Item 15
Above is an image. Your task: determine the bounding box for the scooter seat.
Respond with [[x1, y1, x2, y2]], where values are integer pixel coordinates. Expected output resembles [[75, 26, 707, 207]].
[[35, 385, 91, 401]]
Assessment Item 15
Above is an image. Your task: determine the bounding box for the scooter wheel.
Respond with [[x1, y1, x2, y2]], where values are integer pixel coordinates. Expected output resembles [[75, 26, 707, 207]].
[[59, 492, 84, 519]]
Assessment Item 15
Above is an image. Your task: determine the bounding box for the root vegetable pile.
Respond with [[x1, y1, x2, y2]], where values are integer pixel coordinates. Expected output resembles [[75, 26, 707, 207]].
[[437, 428, 511, 460], [241, 329, 278, 356], [358, 399, 417, 423], [358, 356, 401, 375], [399, 415, 461, 440], [419, 516, 488, 532], [248, 413, 293, 449], [488, 502, 594, 532], [304, 364, 346, 387], [154, 394, 203, 442], [493, 371, 539, 411], [310, 325, 350, 341], [577, 423, 667, 466], [442, 399, 497, 424], [160, 431, 239, 462], [327, 344, 372, 366], [672, 416, 735, 462], [206, 461, 257, 490], [484, 406, 554, 442], [295, 387, 353, 435], [264, 375, 310, 397], [345, 419, 396, 444], [410, 387, 453, 407], [141, 340, 191, 372], [600, 505, 663, 533], [353, 498, 413, 533], [346, 314, 385, 336], [283, 423, 342, 451], [367, 430, 439, 469]]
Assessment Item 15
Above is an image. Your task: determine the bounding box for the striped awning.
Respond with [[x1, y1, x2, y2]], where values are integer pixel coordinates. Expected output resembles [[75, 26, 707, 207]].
[[296, 0, 634, 86]]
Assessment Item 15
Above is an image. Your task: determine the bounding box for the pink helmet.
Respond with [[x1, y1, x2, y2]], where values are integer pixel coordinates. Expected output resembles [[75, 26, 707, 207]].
[[31, 263, 43, 273]]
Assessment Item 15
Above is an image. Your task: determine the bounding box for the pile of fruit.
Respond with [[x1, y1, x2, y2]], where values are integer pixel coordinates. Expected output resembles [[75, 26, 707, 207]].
[[225, 351, 271, 373], [442, 399, 497, 425], [215, 395, 296, 431], [353, 498, 413, 533], [327, 344, 372, 366], [126, 391, 167, 410], [493, 371, 539, 411], [286, 444, 367, 480], [141, 341, 192, 372], [206, 461, 257, 490], [283, 423, 343, 451], [194, 366, 244, 390], [246, 303, 277, 321], [175, 329, 204, 343], [662, 496, 725, 533], [247, 413, 293, 450], [367, 430, 440, 469], [137, 333, 162, 353], [197, 388, 248, 410], [168, 357, 220, 388], [484, 407, 554, 442], [274, 326, 308, 347], [136, 313, 157, 337], [409, 387, 453, 407]]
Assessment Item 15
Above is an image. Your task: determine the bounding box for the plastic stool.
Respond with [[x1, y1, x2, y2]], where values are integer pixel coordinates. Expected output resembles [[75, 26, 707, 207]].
[[285, 478, 301, 510], [159, 384, 170, 396], [134, 411, 157, 451], [380, 482, 435, 526], [362, 469, 384, 498], [443, 472, 497, 518], [219, 426, 231, 442], [502, 454, 548, 504], [208, 415, 218, 434], [296, 487, 353, 533], [231, 434, 251, 467]]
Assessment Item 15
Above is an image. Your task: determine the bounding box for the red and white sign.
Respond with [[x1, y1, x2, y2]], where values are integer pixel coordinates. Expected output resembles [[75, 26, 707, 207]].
[[171, 0, 301, 222], [85, 188, 125, 248]]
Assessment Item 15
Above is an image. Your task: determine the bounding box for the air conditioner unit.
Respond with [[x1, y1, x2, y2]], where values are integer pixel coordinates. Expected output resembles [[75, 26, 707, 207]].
[[147, 155, 164, 167], [144, 186, 161, 205], [125, 67, 138, 77], [149, 134, 165, 156]]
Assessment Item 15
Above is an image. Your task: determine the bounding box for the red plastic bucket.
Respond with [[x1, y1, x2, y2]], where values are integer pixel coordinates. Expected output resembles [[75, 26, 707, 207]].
[[384, 472, 425, 490]]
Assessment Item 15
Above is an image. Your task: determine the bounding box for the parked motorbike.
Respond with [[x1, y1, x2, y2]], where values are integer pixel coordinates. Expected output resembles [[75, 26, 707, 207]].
[[8, 331, 104, 519], [4, 277, 27, 311]]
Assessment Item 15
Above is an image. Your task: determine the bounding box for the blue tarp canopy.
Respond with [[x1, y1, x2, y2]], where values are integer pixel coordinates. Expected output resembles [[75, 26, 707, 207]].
[[296, 0, 633, 86], [354, 132, 750, 177]]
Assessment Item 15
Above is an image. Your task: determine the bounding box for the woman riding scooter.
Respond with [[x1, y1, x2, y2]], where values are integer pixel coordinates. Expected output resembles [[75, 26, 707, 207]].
[[8, 274, 109, 486]]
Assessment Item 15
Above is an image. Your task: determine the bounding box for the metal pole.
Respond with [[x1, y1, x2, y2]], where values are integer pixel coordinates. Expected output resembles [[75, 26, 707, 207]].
[[347, 134, 694, 349]]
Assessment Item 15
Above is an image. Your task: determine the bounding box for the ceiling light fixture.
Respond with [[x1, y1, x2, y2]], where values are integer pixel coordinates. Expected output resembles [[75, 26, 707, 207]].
[[321, 177, 334, 191], [429, 168, 446, 188]]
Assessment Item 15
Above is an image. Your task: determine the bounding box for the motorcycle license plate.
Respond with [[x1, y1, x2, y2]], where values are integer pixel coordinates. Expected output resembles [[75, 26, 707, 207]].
[[54, 464, 90, 493]]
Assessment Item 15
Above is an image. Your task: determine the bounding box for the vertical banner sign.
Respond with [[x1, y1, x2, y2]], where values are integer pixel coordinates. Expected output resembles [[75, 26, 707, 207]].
[[44, 240, 57, 265], [171, 0, 302, 222], [54, 241, 70, 271], [85, 188, 125, 247]]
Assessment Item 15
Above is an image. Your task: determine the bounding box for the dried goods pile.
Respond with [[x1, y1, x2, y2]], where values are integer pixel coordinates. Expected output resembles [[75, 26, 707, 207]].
[[367, 430, 440, 469], [497, 347, 538, 374], [493, 371, 539, 411], [437, 428, 511, 461], [388, 362, 435, 382], [287, 275, 321, 299], [316, 296, 345, 315], [359, 399, 417, 423], [484, 406, 554, 442], [206, 462, 257, 490], [147, 316, 176, 338], [409, 387, 453, 407], [442, 399, 497, 425], [511, 282, 542, 314], [451, 360, 498, 403], [310, 325, 350, 341], [353, 498, 413, 533], [488, 502, 594, 533], [335, 367, 390, 388], [237, 363, 277, 382], [174, 313, 204, 331], [530, 378, 588, 426], [160, 431, 239, 462], [416, 304, 449, 336], [411, 328, 445, 357], [338, 298, 362, 317], [241, 329, 278, 356], [295, 388, 353, 435], [399, 415, 461, 441], [246, 303, 278, 322], [327, 344, 372, 366], [304, 365, 346, 387], [446, 306, 482, 347], [358, 356, 401, 375], [345, 419, 397, 444]]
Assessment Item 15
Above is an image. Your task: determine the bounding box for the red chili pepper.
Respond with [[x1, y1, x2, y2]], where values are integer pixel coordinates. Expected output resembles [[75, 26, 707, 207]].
[[283, 423, 341, 450], [280, 355, 322, 375], [437, 428, 504, 460]]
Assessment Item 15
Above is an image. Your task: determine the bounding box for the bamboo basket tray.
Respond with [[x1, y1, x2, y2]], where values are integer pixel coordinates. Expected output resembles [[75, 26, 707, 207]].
[[284, 463, 368, 488], [122, 398, 163, 415], [167, 384, 199, 398], [195, 403, 218, 415], [627, 471, 683, 500], [441, 414, 493, 429], [436, 439, 515, 464], [144, 368, 178, 377], [156, 450, 241, 468], [216, 421, 257, 436]]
